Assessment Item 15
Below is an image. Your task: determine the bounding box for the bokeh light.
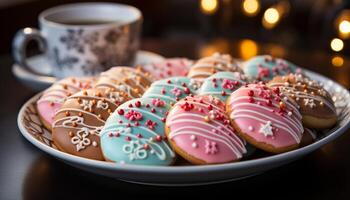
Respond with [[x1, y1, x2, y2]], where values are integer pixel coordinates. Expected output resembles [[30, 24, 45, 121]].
[[330, 38, 344, 52], [331, 56, 344, 67], [239, 39, 258, 60], [339, 20, 350, 39], [200, 0, 218, 15], [242, 0, 260, 17], [262, 8, 280, 29]]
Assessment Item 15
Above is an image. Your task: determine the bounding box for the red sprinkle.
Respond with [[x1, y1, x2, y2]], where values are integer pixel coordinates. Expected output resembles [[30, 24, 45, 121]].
[[248, 90, 254, 96], [151, 108, 156, 113], [181, 82, 187, 87], [136, 133, 142, 138], [167, 80, 172, 84], [135, 101, 141, 107], [155, 135, 162, 142], [266, 99, 272, 106], [117, 109, 124, 115], [221, 91, 226, 96], [125, 136, 131, 141], [207, 105, 213, 110], [143, 144, 150, 150], [184, 87, 190, 94], [248, 97, 255, 103]]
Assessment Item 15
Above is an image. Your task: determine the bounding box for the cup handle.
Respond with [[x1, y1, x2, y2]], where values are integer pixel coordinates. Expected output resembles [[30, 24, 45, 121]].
[[12, 27, 48, 76]]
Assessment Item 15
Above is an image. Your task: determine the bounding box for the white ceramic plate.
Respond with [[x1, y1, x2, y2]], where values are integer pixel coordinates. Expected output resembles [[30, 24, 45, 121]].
[[17, 69, 350, 186], [12, 50, 165, 91]]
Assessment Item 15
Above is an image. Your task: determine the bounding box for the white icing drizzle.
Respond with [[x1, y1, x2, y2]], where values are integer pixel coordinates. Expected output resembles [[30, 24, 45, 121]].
[[269, 81, 336, 113], [228, 88, 304, 143], [102, 125, 175, 161], [96, 100, 109, 110]]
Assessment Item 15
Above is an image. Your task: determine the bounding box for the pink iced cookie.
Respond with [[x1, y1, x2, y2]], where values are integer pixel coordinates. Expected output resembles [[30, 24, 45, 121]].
[[227, 83, 304, 153], [166, 95, 246, 164], [141, 58, 193, 80], [36, 77, 94, 130]]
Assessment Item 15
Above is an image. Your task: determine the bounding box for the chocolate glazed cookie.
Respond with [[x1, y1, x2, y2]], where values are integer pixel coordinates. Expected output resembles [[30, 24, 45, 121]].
[[268, 74, 337, 129], [95, 66, 154, 99], [52, 88, 130, 160]]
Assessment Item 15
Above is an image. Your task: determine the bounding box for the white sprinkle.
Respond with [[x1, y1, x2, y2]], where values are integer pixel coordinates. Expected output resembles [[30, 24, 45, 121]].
[[190, 135, 197, 141], [248, 126, 254, 131], [192, 142, 198, 148], [288, 111, 292, 116], [92, 141, 97, 147]]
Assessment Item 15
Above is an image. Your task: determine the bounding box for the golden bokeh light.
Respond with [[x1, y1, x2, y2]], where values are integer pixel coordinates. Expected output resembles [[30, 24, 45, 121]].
[[200, 0, 218, 15], [239, 39, 258, 60], [262, 8, 280, 29], [335, 10, 350, 39], [199, 39, 230, 57], [330, 38, 344, 52], [331, 56, 344, 67], [242, 0, 260, 16], [339, 20, 350, 39]]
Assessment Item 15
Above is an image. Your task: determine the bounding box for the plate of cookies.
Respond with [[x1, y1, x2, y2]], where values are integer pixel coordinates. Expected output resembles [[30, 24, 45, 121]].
[[18, 53, 350, 185]]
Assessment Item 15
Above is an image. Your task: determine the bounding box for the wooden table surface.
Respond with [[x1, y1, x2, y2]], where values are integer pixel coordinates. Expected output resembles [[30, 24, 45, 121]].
[[0, 38, 350, 199]]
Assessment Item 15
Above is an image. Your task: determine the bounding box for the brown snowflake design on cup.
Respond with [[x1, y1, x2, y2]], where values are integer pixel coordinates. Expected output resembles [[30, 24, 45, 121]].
[[53, 21, 141, 76]]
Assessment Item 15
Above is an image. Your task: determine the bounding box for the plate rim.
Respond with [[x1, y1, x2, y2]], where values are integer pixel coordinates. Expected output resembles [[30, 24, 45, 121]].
[[17, 69, 350, 174]]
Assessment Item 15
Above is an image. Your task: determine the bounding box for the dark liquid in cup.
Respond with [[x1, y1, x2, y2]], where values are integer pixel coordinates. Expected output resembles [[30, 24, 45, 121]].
[[60, 20, 118, 25]]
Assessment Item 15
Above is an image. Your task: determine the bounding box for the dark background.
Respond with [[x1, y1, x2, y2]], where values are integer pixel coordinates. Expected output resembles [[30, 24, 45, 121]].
[[1, 0, 350, 54]]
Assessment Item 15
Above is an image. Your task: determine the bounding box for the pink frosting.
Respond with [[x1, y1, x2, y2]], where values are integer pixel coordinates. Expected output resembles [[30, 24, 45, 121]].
[[141, 58, 193, 80], [37, 77, 93, 126], [228, 83, 303, 148], [166, 95, 246, 164]]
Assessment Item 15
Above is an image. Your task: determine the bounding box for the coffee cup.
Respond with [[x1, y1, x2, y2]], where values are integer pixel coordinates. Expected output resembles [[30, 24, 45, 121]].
[[12, 2, 142, 78]]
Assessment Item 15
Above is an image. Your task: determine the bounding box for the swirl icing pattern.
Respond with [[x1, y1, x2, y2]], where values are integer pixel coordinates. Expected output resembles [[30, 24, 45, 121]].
[[100, 98, 175, 165], [95, 67, 154, 98], [37, 77, 94, 130], [142, 77, 199, 107], [166, 95, 247, 164], [227, 83, 304, 153], [198, 72, 247, 101], [52, 88, 129, 160], [242, 55, 298, 81], [187, 53, 242, 82]]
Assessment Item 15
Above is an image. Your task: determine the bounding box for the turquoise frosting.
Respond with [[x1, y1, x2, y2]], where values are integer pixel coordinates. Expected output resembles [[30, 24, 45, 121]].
[[142, 76, 198, 105], [243, 55, 297, 81], [100, 98, 175, 166], [198, 72, 246, 102]]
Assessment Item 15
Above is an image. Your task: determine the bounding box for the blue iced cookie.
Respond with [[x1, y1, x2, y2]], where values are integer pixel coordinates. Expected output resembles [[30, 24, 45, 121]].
[[142, 76, 199, 106], [100, 98, 175, 165], [243, 55, 298, 81], [198, 72, 247, 102]]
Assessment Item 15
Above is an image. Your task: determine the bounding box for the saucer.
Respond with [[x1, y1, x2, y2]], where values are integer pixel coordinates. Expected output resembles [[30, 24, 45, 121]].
[[12, 50, 165, 91]]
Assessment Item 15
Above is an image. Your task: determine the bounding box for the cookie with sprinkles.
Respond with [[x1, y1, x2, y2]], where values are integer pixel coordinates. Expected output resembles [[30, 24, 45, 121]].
[[52, 88, 130, 160], [268, 74, 337, 129], [187, 52, 242, 82], [227, 83, 304, 153], [142, 76, 199, 107], [37, 77, 94, 130], [166, 95, 247, 164], [95, 66, 154, 99], [198, 72, 247, 102], [100, 98, 175, 165], [141, 58, 193, 80], [242, 55, 299, 81]]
